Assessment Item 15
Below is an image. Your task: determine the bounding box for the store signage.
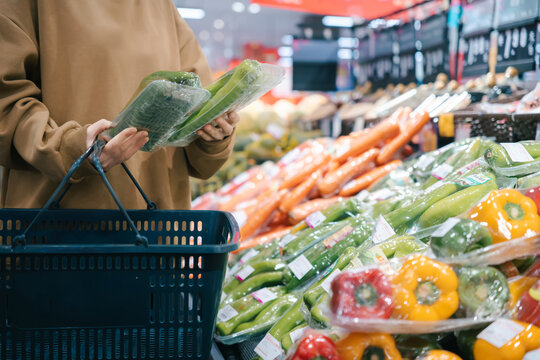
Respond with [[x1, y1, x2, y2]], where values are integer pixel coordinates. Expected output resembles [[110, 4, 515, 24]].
[[417, 15, 447, 49], [397, 23, 416, 53], [423, 47, 448, 81], [496, 0, 539, 28], [374, 29, 395, 58], [460, 33, 491, 77], [461, 0, 495, 36], [496, 23, 536, 72]]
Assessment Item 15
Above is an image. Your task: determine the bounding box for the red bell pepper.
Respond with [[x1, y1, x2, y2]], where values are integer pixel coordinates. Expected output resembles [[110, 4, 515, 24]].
[[517, 278, 540, 326], [524, 186, 540, 216], [330, 268, 394, 319], [291, 333, 341, 360]]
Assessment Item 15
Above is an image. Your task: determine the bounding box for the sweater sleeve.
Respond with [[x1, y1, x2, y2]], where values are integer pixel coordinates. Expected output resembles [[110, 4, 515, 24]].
[[171, 10, 234, 180], [0, 0, 97, 182]]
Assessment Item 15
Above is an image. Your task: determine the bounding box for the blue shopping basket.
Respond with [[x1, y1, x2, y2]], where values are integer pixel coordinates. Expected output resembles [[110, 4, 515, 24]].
[[0, 142, 239, 359]]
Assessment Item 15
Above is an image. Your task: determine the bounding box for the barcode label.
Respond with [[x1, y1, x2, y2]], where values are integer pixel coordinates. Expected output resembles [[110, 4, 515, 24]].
[[239, 249, 259, 264], [217, 305, 238, 323], [306, 211, 326, 228], [289, 326, 308, 345], [323, 225, 354, 248], [373, 215, 396, 244], [477, 319, 523, 348], [417, 155, 435, 171], [456, 174, 491, 187], [255, 334, 284, 360], [431, 218, 461, 238], [251, 288, 278, 304], [501, 143, 534, 163], [234, 265, 255, 281], [372, 188, 394, 201], [288, 255, 314, 280], [432, 163, 454, 180]]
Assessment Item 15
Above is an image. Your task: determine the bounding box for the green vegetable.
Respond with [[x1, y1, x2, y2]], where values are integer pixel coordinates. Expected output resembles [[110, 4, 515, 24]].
[[417, 172, 497, 227], [267, 299, 305, 346], [233, 294, 298, 333], [222, 259, 285, 294], [394, 335, 441, 360], [430, 218, 492, 257], [310, 293, 329, 326], [221, 271, 284, 306], [216, 286, 286, 336], [169, 60, 263, 144], [457, 266, 510, 317], [290, 198, 362, 234], [373, 235, 427, 258], [281, 323, 307, 352], [484, 141, 540, 168]]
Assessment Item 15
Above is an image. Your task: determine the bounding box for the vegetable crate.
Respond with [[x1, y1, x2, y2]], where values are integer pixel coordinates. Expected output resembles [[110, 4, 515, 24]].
[[0, 144, 239, 360]]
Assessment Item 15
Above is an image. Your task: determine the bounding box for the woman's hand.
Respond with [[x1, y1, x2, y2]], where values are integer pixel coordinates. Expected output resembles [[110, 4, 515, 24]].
[[86, 119, 148, 171], [196, 111, 239, 142]]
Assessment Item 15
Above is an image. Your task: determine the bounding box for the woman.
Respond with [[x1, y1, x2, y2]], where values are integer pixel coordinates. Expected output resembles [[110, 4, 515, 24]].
[[0, 0, 237, 209]]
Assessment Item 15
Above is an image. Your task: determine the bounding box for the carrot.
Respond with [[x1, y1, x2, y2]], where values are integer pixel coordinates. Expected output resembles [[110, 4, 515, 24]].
[[279, 169, 322, 213], [218, 173, 267, 212], [288, 196, 345, 224], [269, 211, 289, 226], [240, 189, 288, 240], [327, 159, 341, 173], [318, 148, 379, 196], [279, 151, 331, 190], [232, 226, 292, 254], [334, 116, 400, 163], [376, 111, 430, 165], [217, 167, 261, 197], [339, 160, 402, 197]]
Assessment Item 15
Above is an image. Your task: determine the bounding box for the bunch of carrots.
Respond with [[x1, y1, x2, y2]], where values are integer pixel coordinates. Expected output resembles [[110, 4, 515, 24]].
[[192, 107, 431, 253]]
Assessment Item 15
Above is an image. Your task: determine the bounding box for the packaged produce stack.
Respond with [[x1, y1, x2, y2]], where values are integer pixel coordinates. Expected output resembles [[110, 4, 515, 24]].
[[197, 86, 540, 359]]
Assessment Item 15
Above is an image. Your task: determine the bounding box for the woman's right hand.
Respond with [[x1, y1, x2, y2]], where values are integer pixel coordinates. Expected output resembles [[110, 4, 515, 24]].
[[86, 119, 148, 171]]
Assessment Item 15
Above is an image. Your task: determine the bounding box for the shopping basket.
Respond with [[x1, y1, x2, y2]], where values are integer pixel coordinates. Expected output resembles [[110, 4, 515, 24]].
[[0, 142, 239, 360]]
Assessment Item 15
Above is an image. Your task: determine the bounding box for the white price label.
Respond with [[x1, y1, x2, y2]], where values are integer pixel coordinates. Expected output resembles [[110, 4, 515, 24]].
[[289, 326, 308, 345], [456, 174, 491, 187], [431, 217, 461, 238], [251, 288, 278, 304], [524, 347, 540, 360], [323, 225, 354, 249], [234, 265, 255, 281], [431, 163, 454, 180], [335, 139, 351, 158], [355, 190, 370, 201], [501, 143, 534, 163], [321, 268, 342, 294], [266, 123, 285, 140], [306, 211, 326, 228], [239, 249, 259, 264], [279, 234, 297, 248], [255, 333, 284, 360], [372, 188, 395, 201], [228, 262, 243, 277], [373, 215, 396, 244], [217, 305, 239, 323], [417, 155, 435, 171], [456, 157, 483, 175], [288, 255, 314, 280], [425, 180, 446, 194], [477, 319, 524, 348], [232, 210, 248, 229]]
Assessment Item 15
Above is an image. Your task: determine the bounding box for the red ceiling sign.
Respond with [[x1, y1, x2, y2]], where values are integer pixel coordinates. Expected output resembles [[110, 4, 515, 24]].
[[252, 0, 424, 20]]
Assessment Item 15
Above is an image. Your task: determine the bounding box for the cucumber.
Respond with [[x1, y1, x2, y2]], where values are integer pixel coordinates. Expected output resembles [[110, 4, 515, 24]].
[[168, 60, 263, 145]]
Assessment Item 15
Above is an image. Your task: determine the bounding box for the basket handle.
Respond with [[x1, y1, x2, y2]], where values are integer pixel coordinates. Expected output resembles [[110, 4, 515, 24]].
[[13, 140, 149, 247], [223, 211, 241, 245]]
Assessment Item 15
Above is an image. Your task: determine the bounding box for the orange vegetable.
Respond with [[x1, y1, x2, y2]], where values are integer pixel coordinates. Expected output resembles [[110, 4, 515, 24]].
[[218, 173, 268, 212], [335, 113, 401, 163], [280, 151, 331, 190], [318, 148, 379, 196], [280, 169, 322, 213], [288, 196, 345, 223], [339, 160, 402, 197], [328, 159, 341, 173], [377, 111, 430, 165], [232, 226, 292, 254], [269, 211, 289, 226], [240, 189, 288, 239]]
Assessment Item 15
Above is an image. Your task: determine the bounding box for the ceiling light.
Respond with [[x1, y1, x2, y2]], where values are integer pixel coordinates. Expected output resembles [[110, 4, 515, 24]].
[[248, 4, 261, 14], [282, 34, 294, 45], [232, 2, 245, 13], [322, 16, 353, 28], [213, 19, 225, 30], [278, 46, 293, 57], [177, 7, 205, 20], [338, 49, 353, 60], [338, 37, 358, 48]]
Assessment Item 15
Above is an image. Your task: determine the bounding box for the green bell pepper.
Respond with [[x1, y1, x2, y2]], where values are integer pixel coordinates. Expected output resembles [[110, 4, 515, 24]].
[[430, 218, 492, 257]]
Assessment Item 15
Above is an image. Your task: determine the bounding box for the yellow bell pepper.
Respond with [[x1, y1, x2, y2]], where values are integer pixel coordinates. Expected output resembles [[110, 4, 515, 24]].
[[468, 189, 540, 244], [508, 275, 538, 309], [337, 333, 402, 360], [419, 349, 463, 360], [473, 320, 540, 360], [392, 255, 459, 321]]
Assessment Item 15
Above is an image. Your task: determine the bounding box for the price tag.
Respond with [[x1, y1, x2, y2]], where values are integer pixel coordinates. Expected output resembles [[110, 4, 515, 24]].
[[306, 211, 326, 228], [524, 347, 540, 360], [431, 218, 461, 238], [251, 288, 278, 304], [266, 123, 285, 140], [431, 163, 454, 180], [228, 262, 243, 277], [217, 305, 239, 323], [288, 255, 314, 280], [425, 180, 446, 194], [455, 158, 483, 175], [335, 139, 351, 158], [355, 190, 370, 201], [323, 225, 354, 248], [417, 155, 436, 171], [279, 234, 296, 248], [321, 269, 342, 293], [455, 173, 491, 187], [372, 188, 395, 201], [239, 249, 259, 264], [232, 210, 247, 228], [255, 333, 284, 360], [289, 326, 308, 344], [234, 265, 255, 281], [477, 319, 524, 348], [373, 215, 396, 244], [501, 143, 534, 163]]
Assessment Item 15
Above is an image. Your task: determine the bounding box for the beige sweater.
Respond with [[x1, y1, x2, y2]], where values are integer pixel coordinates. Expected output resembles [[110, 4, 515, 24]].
[[0, 0, 234, 209]]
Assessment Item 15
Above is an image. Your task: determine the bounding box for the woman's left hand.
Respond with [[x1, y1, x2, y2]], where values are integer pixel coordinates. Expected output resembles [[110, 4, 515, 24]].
[[197, 111, 239, 141]]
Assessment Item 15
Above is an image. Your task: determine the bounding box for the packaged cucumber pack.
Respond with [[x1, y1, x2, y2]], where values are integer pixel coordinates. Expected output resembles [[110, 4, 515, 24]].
[[167, 60, 285, 147], [105, 72, 210, 152]]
